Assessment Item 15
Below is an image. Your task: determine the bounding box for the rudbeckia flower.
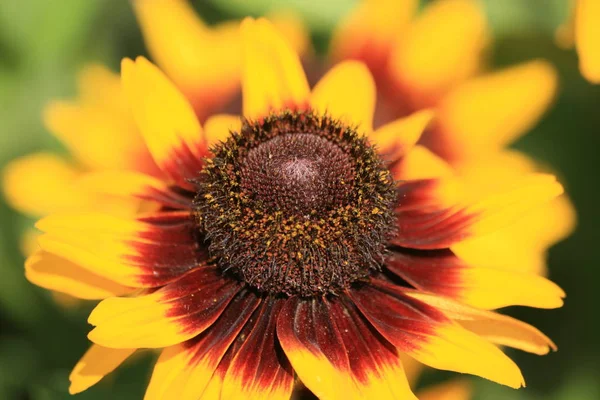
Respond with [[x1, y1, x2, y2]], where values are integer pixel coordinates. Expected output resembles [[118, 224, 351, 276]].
[[557, 0, 600, 83], [333, 0, 576, 275], [25, 18, 567, 398]]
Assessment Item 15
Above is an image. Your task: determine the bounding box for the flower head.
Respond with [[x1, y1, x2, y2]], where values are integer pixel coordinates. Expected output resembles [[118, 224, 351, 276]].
[[561, 0, 600, 83], [333, 0, 576, 276], [23, 18, 568, 399]]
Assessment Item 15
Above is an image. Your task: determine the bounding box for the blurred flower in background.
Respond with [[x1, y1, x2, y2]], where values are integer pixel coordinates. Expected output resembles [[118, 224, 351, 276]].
[[0, 0, 597, 399], [572, 0, 600, 83], [333, 0, 575, 277], [556, 0, 600, 84]]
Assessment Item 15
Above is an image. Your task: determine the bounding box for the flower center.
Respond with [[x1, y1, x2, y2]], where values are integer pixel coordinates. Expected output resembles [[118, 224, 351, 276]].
[[194, 110, 397, 297], [241, 134, 355, 215]]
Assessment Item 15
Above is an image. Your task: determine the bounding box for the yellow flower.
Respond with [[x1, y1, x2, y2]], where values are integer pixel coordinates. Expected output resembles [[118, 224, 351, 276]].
[[557, 0, 600, 83], [24, 18, 566, 398], [332, 0, 575, 276], [134, 0, 310, 119]]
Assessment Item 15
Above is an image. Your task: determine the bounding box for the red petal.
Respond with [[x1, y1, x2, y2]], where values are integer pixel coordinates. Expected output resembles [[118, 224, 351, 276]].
[[349, 280, 447, 352], [221, 297, 294, 400], [277, 296, 355, 399]]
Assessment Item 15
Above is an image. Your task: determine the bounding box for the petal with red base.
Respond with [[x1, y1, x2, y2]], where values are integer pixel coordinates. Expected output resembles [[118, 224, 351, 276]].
[[332, 298, 417, 399], [35, 212, 203, 288], [392, 174, 563, 249], [121, 57, 207, 189], [386, 248, 564, 309], [241, 18, 309, 120], [88, 266, 240, 348], [221, 297, 294, 400], [144, 289, 261, 400], [349, 280, 525, 388]]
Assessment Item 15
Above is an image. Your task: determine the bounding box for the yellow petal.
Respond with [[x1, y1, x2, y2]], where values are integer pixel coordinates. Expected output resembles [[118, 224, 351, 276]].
[[35, 213, 149, 287], [87, 268, 238, 349], [25, 250, 133, 300], [464, 174, 564, 238], [456, 265, 565, 310], [451, 151, 576, 275], [121, 57, 205, 184], [392, 145, 454, 180], [2, 153, 86, 216], [269, 10, 312, 57], [406, 291, 557, 355], [453, 195, 576, 275], [44, 101, 150, 171], [417, 379, 472, 400], [77, 170, 167, 199], [241, 18, 309, 119], [132, 0, 241, 116], [3, 155, 142, 219], [389, 0, 487, 107], [279, 348, 355, 399], [576, 0, 600, 83], [69, 345, 135, 394], [409, 324, 524, 388], [370, 109, 434, 158], [145, 345, 212, 400], [436, 61, 557, 159], [203, 114, 241, 148], [43, 64, 150, 172], [77, 64, 129, 112], [88, 294, 192, 349], [310, 61, 376, 132], [354, 364, 417, 400]]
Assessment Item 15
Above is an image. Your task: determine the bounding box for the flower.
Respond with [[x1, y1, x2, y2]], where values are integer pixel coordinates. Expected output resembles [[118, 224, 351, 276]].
[[556, 0, 600, 84], [332, 0, 576, 276], [133, 0, 310, 119], [25, 18, 567, 398], [574, 0, 600, 83]]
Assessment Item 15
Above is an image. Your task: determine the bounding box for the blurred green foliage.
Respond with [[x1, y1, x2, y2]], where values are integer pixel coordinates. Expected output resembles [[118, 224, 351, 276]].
[[0, 0, 598, 399]]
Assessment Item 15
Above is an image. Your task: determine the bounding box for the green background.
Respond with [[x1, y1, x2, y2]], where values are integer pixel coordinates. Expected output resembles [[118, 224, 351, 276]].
[[0, 0, 598, 399]]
